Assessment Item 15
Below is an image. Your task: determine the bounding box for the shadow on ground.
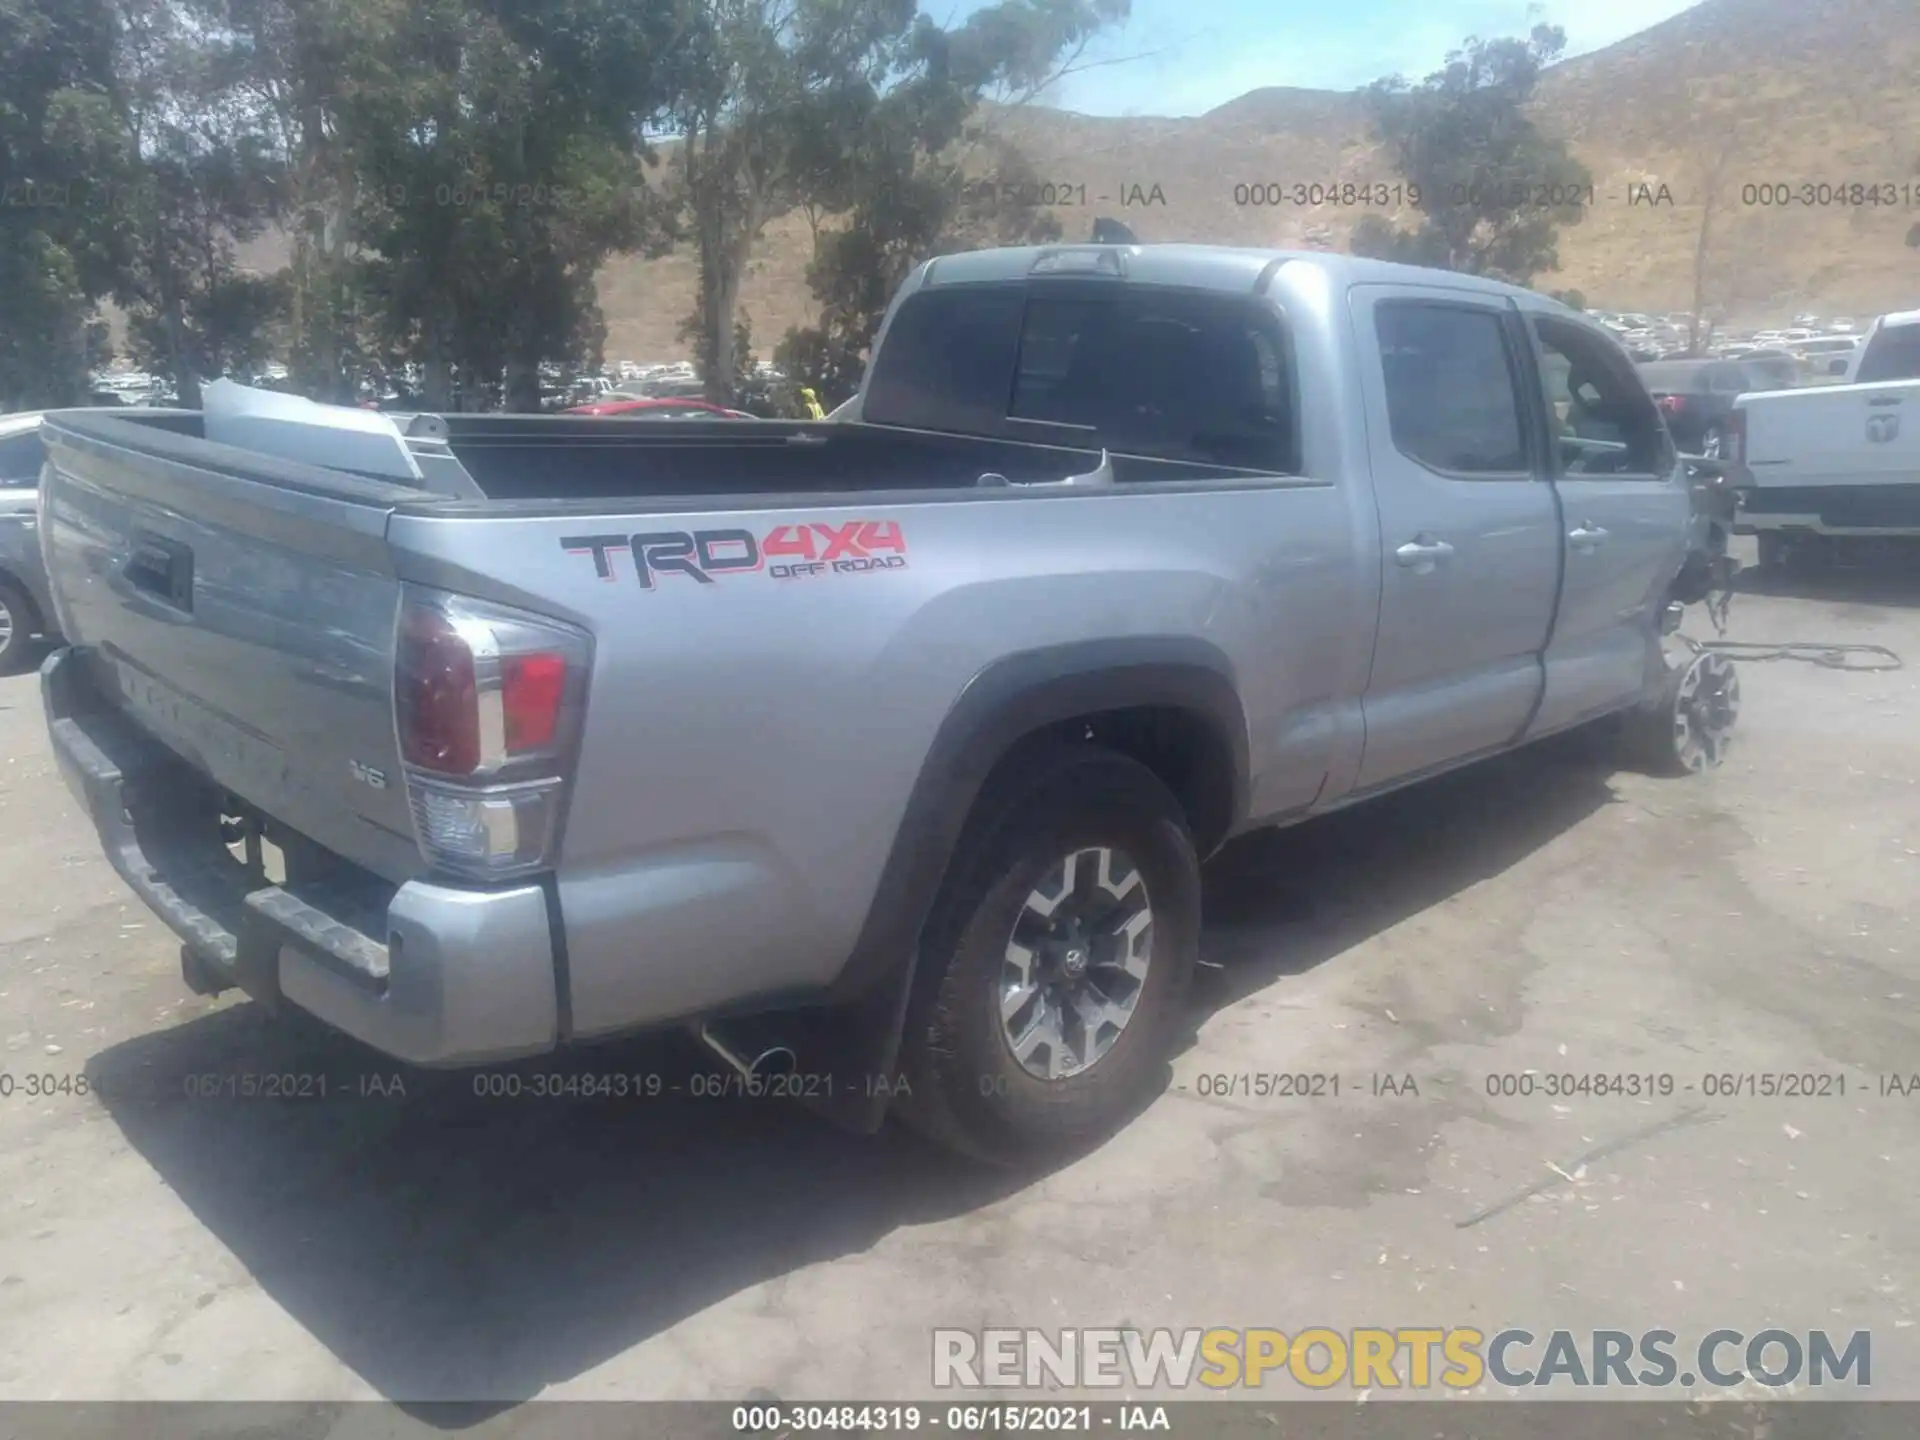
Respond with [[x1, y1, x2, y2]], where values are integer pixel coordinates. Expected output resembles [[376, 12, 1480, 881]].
[[1733, 539, 1920, 609], [85, 740, 1619, 1411], [1190, 739, 1620, 1014]]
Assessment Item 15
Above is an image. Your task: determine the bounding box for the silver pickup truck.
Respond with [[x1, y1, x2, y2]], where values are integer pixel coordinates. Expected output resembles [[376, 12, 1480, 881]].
[[36, 244, 1738, 1164]]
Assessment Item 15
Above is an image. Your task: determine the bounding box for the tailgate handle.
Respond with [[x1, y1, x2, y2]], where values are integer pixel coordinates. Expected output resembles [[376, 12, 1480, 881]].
[[125, 534, 194, 612]]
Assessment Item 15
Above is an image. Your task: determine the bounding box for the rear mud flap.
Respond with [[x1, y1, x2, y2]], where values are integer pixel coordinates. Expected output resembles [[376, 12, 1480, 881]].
[[696, 951, 918, 1137]]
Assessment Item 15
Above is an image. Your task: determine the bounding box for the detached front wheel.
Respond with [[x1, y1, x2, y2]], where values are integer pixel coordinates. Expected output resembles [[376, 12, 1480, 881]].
[[1625, 649, 1741, 776], [897, 745, 1201, 1166]]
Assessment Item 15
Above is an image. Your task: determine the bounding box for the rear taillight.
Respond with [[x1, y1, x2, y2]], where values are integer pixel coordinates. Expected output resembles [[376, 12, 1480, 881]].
[[1656, 394, 1686, 415], [397, 606, 480, 775], [502, 653, 566, 752], [393, 586, 591, 881], [1725, 408, 1747, 469]]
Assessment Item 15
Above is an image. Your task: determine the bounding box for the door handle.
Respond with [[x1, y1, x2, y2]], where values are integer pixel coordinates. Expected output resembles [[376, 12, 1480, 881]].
[[1394, 537, 1455, 571], [1568, 524, 1609, 551]]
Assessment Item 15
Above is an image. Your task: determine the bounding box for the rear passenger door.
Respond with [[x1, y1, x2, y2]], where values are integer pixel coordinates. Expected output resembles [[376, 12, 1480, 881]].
[[1522, 311, 1691, 736], [1349, 287, 1560, 791]]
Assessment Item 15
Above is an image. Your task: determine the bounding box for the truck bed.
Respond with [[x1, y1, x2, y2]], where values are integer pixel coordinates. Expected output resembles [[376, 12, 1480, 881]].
[[76, 409, 1257, 503]]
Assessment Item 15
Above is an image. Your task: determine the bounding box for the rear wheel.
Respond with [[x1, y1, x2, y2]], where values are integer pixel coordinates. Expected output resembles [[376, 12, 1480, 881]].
[[0, 577, 37, 674], [1624, 649, 1741, 776], [1755, 531, 1786, 571], [896, 744, 1201, 1166]]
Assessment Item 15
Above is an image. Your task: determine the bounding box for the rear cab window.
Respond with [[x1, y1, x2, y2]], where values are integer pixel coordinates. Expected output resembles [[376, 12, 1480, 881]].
[[863, 281, 1299, 475], [1855, 323, 1920, 384]]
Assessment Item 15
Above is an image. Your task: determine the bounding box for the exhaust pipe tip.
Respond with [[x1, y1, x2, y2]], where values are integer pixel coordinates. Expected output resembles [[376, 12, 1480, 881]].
[[749, 1045, 797, 1080], [697, 1022, 800, 1083]]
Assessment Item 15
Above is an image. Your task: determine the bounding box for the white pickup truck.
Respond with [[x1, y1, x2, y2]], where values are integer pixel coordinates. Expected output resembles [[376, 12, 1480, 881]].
[[1728, 308, 1920, 567]]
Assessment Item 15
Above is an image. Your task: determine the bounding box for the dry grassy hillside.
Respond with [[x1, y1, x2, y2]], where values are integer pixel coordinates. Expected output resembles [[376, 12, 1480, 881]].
[[223, 0, 1920, 362]]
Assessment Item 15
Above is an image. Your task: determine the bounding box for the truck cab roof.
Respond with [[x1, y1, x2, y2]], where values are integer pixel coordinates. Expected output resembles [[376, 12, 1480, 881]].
[[905, 243, 1564, 312]]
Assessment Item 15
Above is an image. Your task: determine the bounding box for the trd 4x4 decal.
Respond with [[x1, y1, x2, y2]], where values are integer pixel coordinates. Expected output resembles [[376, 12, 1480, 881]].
[[560, 520, 909, 589]]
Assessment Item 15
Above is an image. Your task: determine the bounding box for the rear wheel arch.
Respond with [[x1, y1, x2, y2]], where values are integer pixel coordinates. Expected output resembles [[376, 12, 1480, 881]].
[[832, 638, 1249, 1002]]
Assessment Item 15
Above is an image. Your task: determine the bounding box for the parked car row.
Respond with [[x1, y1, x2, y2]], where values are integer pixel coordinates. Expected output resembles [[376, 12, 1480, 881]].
[[1586, 307, 1869, 382]]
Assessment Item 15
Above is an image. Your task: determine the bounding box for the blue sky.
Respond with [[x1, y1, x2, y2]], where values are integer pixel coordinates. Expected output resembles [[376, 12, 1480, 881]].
[[966, 0, 1704, 117]]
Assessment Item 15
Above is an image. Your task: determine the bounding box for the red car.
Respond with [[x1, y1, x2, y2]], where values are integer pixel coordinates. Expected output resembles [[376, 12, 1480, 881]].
[[564, 397, 753, 419]]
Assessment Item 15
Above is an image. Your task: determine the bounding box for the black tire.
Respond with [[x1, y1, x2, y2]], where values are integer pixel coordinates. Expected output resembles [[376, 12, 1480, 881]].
[[1622, 649, 1740, 777], [896, 743, 1201, 1167], [1755, 531, 1785, 571], [0, 576, 37, 674]]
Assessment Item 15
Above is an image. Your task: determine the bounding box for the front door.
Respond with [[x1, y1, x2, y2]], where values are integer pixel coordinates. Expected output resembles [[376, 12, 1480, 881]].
[[1522, 310, 1692, 737], [1348, 286, 1561, 791]]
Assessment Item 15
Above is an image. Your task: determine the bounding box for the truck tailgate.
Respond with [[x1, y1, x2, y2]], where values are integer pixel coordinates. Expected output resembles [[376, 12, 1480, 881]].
[[38, 411, 424, 884]]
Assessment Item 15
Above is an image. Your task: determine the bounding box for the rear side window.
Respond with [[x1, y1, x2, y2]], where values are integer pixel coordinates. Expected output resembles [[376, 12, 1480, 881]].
[[1855, 324, 1920, 384], [862, 286, 1026, 435], [865, 282, 1298, 473], [1375, 303, 1528, 475], [0, 432, 43, 484]]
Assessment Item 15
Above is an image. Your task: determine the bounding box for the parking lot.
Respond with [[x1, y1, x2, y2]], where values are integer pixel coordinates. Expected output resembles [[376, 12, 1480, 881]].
[[0, 546, 1915, 1410]]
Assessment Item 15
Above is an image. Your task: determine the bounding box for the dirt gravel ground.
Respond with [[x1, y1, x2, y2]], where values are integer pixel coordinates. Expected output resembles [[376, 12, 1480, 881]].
[[0, 547, 1915, 1417]]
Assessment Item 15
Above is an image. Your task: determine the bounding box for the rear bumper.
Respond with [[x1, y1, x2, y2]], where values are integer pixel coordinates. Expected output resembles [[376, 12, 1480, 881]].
[[1732, 481, 1920, 536], [41, 647, 560, 1066]]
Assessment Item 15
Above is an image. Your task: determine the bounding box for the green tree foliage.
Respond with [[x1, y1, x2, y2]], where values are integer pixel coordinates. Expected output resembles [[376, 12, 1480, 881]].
[[778, 132, 1063, 404], [341, 0, 683, 408], [109, 0, 287, 405], [676, 0, 1124, 405], [0, 0, 131, 410], [209, 0, 376, 400], [1350, 25, 1590, 287], [1, 0, 1123, 414]]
